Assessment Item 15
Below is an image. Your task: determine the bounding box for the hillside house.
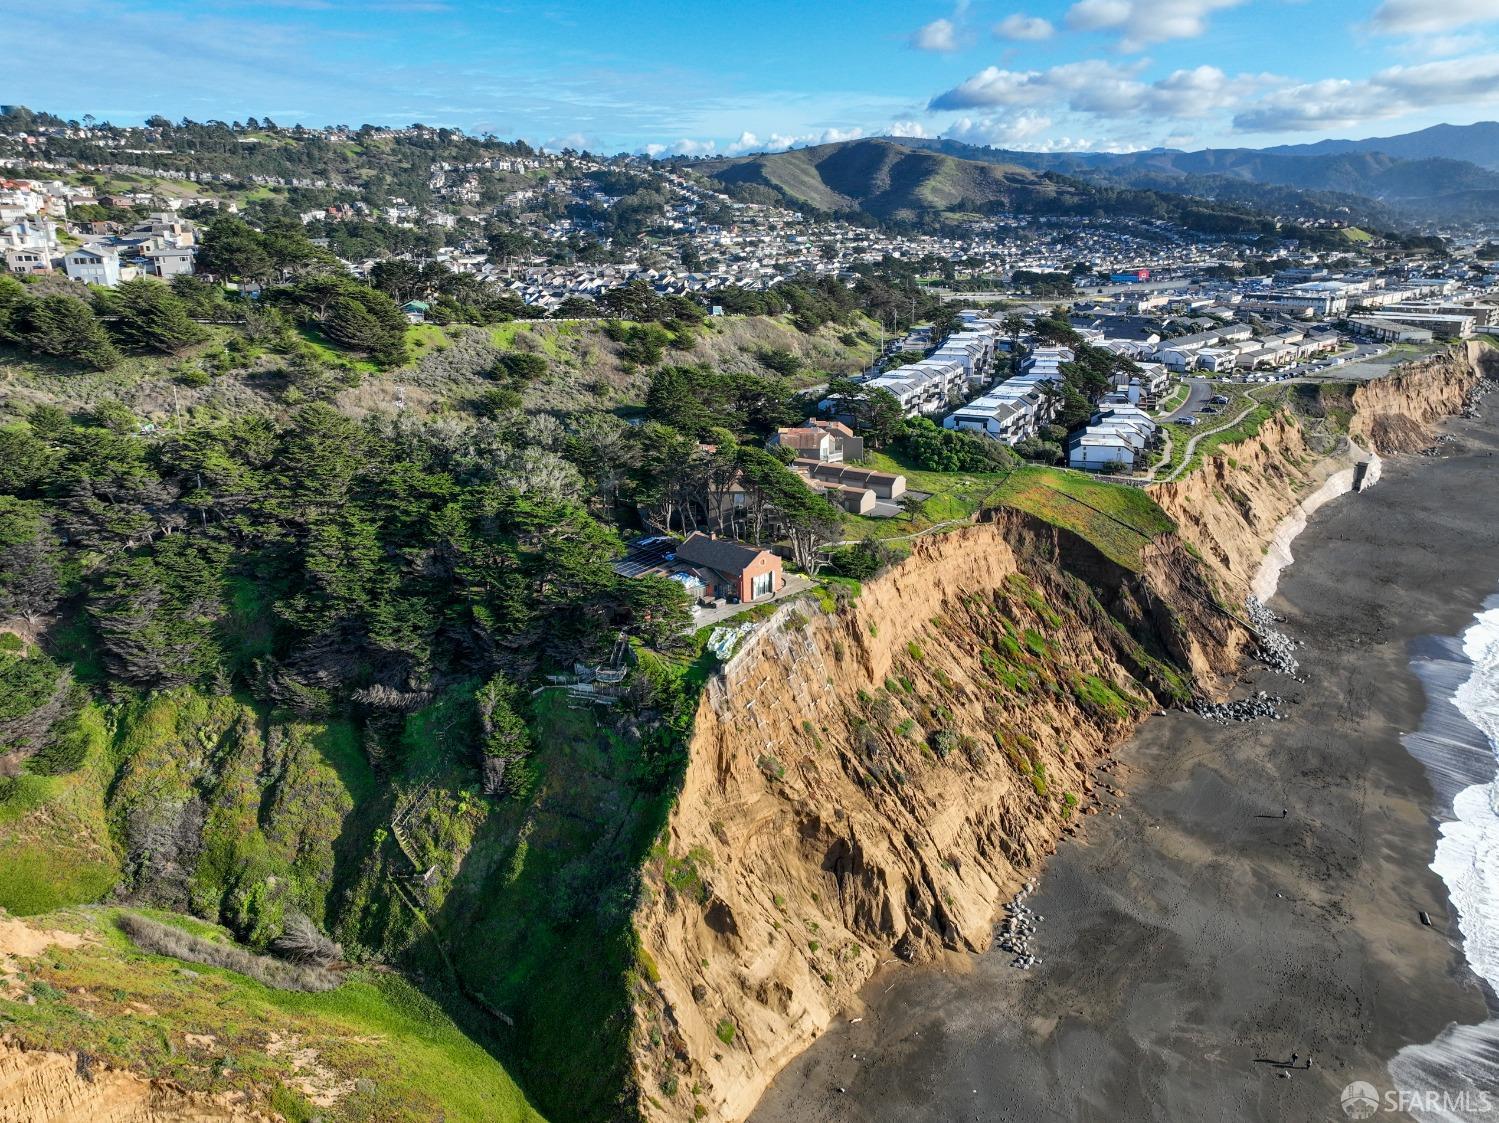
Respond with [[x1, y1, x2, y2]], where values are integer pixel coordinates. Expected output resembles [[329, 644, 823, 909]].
[[768, 418, 864, 462], [673, 533, 783, 602], [64, 244, 121, 287], [1067, 404, 1157, 471], [793, 459, 906, 500], [141, 245, 195, 278], [5, 247, 51, 275]]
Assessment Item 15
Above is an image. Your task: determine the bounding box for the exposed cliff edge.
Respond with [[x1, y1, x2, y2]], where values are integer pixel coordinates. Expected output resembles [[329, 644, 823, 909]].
[[1346, 341, 1491, 454], [0, 1038, 270, 1123], [1155, 342, 1490, 600], [631, 513, 1247, 1121], [0, 912, 271, 1123], [628, 343, 1492, 1123]]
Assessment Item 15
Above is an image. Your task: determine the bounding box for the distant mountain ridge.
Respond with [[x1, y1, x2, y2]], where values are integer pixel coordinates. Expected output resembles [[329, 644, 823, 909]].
[[689, 137, 1378, 231], [876, 124, 1499, 224], [1265, 121, 1499, 170]]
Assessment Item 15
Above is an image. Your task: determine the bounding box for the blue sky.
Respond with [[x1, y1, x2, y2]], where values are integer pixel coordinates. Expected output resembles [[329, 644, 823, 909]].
[[11, 0, 1499, 154]]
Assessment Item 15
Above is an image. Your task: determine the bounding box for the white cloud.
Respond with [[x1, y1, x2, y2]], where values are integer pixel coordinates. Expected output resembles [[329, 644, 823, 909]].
[[1066, 0, 1245, 51], [723, 131, 765, 155], [721, 126, 868, 155], [930, 59, 1269, 119], [1370, 0, 1499, 35], [911, 17, 960, 51], [640, 136, 738, 157], [541, 132, 594, 152], [994, 13, 1055, 41], [1409, 34, 1486, 59], [1234, 51, 1499, 132], [888, 119, 933, 137], [943, 111, 1056, 147], [667, 138, 718, 156], [1066, 0, 1131, 30]]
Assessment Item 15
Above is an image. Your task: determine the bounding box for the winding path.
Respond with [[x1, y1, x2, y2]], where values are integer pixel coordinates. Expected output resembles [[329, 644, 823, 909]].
[[1150, 385, 1277, 484]]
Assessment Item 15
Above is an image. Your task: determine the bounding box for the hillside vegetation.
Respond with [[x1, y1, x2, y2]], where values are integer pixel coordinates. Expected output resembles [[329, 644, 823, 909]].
[[0, 905, 543, 1121], [699, 138, 1085, 221], [991, 467, 1177, 571]]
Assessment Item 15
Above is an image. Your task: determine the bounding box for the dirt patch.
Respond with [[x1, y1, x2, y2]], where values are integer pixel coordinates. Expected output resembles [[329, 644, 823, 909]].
[[0, 915, 87, 960], [0, 914, 90, 1001], [263, 1033, 356, 1109], [0, 1036, 271, 1122]]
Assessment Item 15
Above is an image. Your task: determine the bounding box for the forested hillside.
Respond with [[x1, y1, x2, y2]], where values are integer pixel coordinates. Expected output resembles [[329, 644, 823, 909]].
[[0, 206, 1001, 1120]]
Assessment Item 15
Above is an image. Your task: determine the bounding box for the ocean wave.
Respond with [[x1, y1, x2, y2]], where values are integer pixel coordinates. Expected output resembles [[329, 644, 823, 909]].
[[1432, 611, 1499, 994], [1392, 604, 1499, 1120]]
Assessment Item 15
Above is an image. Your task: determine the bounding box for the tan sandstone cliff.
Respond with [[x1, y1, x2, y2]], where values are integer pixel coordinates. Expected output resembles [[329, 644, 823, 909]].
[[628, 343, 1492, 1123], [0, 1039, 271, 1123], [631, 514, 1246, 1121], [1156, 342, 1490, 598]]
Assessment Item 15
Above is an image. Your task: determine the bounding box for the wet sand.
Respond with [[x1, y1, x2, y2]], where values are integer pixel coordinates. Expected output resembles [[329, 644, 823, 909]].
[[752, 407, 1499, 1122]]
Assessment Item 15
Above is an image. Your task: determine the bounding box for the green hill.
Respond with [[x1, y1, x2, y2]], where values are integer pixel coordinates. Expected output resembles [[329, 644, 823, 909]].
[[697, 138, 1086, 221], [0, 905, 544, 1122], [694, 138, 1383, 231]]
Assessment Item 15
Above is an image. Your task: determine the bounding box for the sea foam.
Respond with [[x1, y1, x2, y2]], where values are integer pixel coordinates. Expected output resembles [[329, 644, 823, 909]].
[[1435, 612, 1499, 990], [1391, 604, 1499, 1120]]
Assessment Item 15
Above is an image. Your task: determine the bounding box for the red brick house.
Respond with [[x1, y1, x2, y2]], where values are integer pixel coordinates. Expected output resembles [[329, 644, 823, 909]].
[[674, 533, 783, 603]]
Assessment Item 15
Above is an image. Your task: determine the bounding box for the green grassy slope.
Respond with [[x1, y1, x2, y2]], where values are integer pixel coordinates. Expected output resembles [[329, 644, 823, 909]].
[[0, 701, 118, 914], [0, 687, 551, 1122], [991, 467, 1177, 571], [326, 684, 677, 1123], [1, 906, 544, 1122]]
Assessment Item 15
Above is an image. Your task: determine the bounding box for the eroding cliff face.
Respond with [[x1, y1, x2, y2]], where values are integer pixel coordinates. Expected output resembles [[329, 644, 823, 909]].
[[1152, 410, 1329, 599], [1155, 343, 1491, 598], [1346, 342, 1490, 454], [630, 515, 1245, 1122], [627, 346, 1492, 1122], [0, 1039, 269, 1123]]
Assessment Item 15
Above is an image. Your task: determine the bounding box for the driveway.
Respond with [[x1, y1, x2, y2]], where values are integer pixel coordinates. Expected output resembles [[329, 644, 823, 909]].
[[1161, 377, 1211, 423]]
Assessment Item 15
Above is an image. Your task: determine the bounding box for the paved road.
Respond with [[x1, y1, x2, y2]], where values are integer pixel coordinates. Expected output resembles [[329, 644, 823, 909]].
[[1161, 377, 1211, 422]]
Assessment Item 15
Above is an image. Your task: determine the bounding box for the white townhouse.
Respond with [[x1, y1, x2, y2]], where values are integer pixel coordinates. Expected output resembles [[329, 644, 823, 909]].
[[1067, 403, 1158, 471], [64, 244, 122, 287], [943, 381, 1056, 444], [855, 358, 970, 416]]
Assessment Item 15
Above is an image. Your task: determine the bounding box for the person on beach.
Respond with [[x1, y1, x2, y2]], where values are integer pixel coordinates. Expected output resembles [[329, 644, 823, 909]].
[[1281, 808, 1288, 818]]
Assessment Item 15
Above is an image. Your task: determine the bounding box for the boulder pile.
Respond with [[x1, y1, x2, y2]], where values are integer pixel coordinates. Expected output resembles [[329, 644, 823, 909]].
[[1420, 433, 1458, 457], [996, 880, 1041, 970], [1246, 596, 1303, 679], [1194, 689, 1283, 724], [1461, 375, 1498, 419]]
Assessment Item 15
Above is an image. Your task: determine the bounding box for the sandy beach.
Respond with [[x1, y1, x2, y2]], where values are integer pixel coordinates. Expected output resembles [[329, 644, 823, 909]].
[[752, 406, 1499, 1122]]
